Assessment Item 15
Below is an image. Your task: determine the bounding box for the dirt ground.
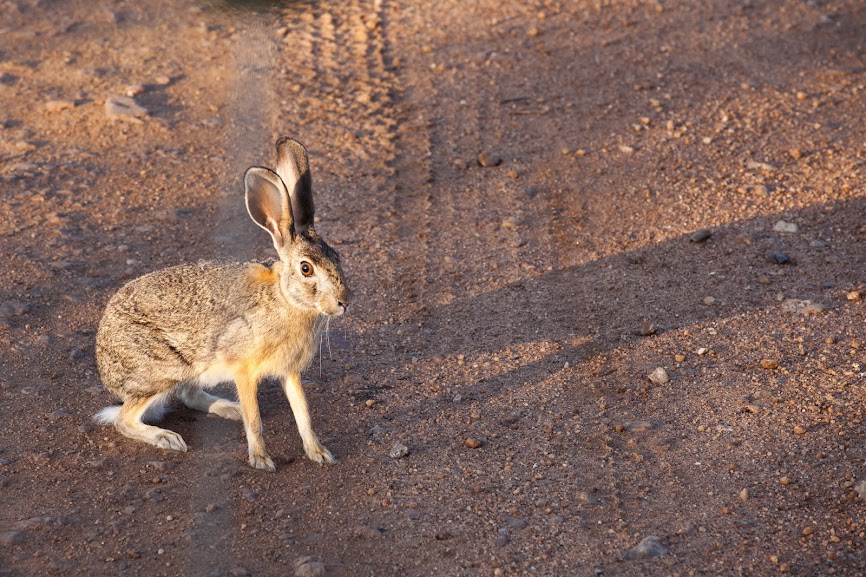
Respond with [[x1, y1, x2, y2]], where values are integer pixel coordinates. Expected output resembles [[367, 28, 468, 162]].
[[2, 0, 866, 575]]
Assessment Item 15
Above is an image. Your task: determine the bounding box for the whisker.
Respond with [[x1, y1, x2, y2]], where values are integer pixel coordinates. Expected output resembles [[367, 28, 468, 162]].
[[326, 317, 333, 359], [318, 319, 324, 378]]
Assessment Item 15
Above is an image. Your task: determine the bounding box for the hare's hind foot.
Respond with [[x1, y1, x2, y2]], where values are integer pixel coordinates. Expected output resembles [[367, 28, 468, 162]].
[[178, 386, 242, 421], [115, 394, 188, 452]]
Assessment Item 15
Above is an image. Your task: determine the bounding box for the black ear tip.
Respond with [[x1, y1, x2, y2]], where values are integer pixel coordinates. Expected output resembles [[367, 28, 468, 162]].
[[276, 136, 307, 154]]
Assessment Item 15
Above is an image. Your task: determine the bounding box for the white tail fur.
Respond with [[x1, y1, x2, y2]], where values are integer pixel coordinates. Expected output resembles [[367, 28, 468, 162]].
[[94, 405, 121, 425]]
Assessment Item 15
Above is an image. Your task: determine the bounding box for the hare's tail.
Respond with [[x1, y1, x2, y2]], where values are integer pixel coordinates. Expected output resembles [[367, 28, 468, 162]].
[[94, 405, 121, 425]]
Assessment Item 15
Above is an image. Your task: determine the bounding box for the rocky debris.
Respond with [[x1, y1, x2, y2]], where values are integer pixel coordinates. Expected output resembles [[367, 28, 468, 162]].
[[352, 525, 383, 539], [105, 95, 149, 122], [648, 367, 669, 385], [773, 221, 799, 233], [760, 359, 779, 370], [689, 228, 712, 243], [0, 531, 25, 546], [229, 567, 251, 577], [847, 291, 862, 301], [45, 99, 76, 113], [477, 152, 502, 167], [294, 556, 326, 577], [766, 251, 791, 265], [501, 514, 529, 530], [781, 299, 827, 316], [388, 441, 410, 459], [854, 480, 866, 501], [464, 438, 483, 449], [623, 535, 667, 560], [638, 322, 657, 336]]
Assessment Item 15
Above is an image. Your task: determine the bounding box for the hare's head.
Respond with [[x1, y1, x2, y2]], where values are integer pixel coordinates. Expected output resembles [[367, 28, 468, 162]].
[[245, 137, 350, 316]]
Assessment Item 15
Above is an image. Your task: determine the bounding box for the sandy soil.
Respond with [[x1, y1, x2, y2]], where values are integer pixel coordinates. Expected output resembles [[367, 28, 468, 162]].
[[2, 0, 866, 575]]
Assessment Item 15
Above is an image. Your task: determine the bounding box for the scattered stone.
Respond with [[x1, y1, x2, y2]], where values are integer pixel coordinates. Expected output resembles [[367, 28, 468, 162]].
[[154, 75, 172, 85], [846, 291, 861, 301], [793, 425, 807, 435], [773, 221, 799, 233], [147, 461, 174, 472], [243, 489, 260, 502], [229, 567, 251, 577], [689, 229, 712, 243], [746, 160, 775, 171], [0, 301, 30, 317], [739, 488, 749, 501], [766, 251, 791, 265], [760, 359, 779, 370], [853, 480, 866, 500], [388, 441, 410, 459], [789, 148, 802, 160], [502, 514, 529, 530], [364, 399, 376, 408], [45, 99, 76, 113], [624, 420, 653, 433], [0, 531, 24, 546], [452, 158, 467, 170], [105, 95, 149, 122], [648, 367, 669, 385], [623, 535, 667, 560], [638, 322, 657, 336], [477, 152, 502, 167], [674, 353, 686, 363], [352, 525, 383, 539], [69, 347, 86, 361], [493, 533, 510, 547], [697, 347, 708, 355], [618, 145, 635, 154], [781, 299, 828, 316], [125, 84, 145, 97], [703, 296, 716, 306], [434, 529, 451, 540], [294, 556, 325, 577], [464, 438, 483, 449]]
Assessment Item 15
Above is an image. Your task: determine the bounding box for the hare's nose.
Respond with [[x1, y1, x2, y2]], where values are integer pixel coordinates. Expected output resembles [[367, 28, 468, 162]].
[[338, 300, 348, 312]]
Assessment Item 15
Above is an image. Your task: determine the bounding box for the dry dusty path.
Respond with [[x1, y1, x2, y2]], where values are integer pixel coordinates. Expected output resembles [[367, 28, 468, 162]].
[[2, 1, 866, 576]]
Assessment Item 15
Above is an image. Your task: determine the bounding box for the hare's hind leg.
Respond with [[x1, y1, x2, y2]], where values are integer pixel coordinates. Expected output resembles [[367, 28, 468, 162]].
[[115, 392, 187, 452], [178, 385, 242, 421]]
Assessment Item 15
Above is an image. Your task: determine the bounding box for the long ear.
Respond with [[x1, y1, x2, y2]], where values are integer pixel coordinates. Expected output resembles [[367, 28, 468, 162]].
[[245, 166, 294, 251], [275, 137, 314, 234]]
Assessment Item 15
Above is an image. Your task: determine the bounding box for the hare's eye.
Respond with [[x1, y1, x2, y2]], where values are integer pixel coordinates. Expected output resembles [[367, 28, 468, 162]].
[[300, 261, 314, 277]]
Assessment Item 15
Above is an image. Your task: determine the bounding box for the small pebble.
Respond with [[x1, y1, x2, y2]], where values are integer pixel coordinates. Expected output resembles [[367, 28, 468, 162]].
[[703, 296, 716, 306], [365, 399, 375, 408], [294, 557, 325, 577], [773, 221, 799, 233], [229, 567, 251, 577], [388, 441, 410, 459], [45, 99, 75, 113], [623, 535, 667, 560], [766, 251, 791, 265], [353, 525, 383, 539], [789, 148, 802, 160], [760, 359, 779, 370], [639, 322, 657, 336], [697, 347, 708, 355], [648, 367, 669, 385], [452, 158, 467, 170], [464, 438, 483, 449], [477, 153, 502, 167], [853, 480, 866, 500], [802, 527, 813, 536], [846, 291, 861, 301], [739, 488, 749, 501], [793, 425, 807, 435], [674, 354, 686, 362], [689, 229, 712, 243]]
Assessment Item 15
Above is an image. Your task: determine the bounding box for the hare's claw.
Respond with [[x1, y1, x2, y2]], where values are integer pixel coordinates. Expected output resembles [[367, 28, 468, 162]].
[[305, 442, 335, 465], [249, 452, 276, 472], [155, 430, 187, 452]]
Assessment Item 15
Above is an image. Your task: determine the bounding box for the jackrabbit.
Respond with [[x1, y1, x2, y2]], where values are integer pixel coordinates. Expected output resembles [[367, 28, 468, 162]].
[[95, 137, 350, 471]]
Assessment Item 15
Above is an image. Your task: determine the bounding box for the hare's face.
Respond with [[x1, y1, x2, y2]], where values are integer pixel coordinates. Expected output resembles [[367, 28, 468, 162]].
[[279, 234, 350, 317]]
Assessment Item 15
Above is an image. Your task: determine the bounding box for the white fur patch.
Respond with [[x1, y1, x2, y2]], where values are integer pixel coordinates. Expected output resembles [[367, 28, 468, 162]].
[[94, 405, 121, 425]]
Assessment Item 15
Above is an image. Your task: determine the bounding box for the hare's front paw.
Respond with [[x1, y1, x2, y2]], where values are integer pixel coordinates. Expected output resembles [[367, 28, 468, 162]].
[[305, 442, 335, 465], [249, 452, 276, 472], [155, 430, 187, 452]]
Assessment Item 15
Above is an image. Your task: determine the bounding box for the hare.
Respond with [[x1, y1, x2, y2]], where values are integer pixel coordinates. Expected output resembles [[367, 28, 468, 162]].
[[94, 137, 350, 471]]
